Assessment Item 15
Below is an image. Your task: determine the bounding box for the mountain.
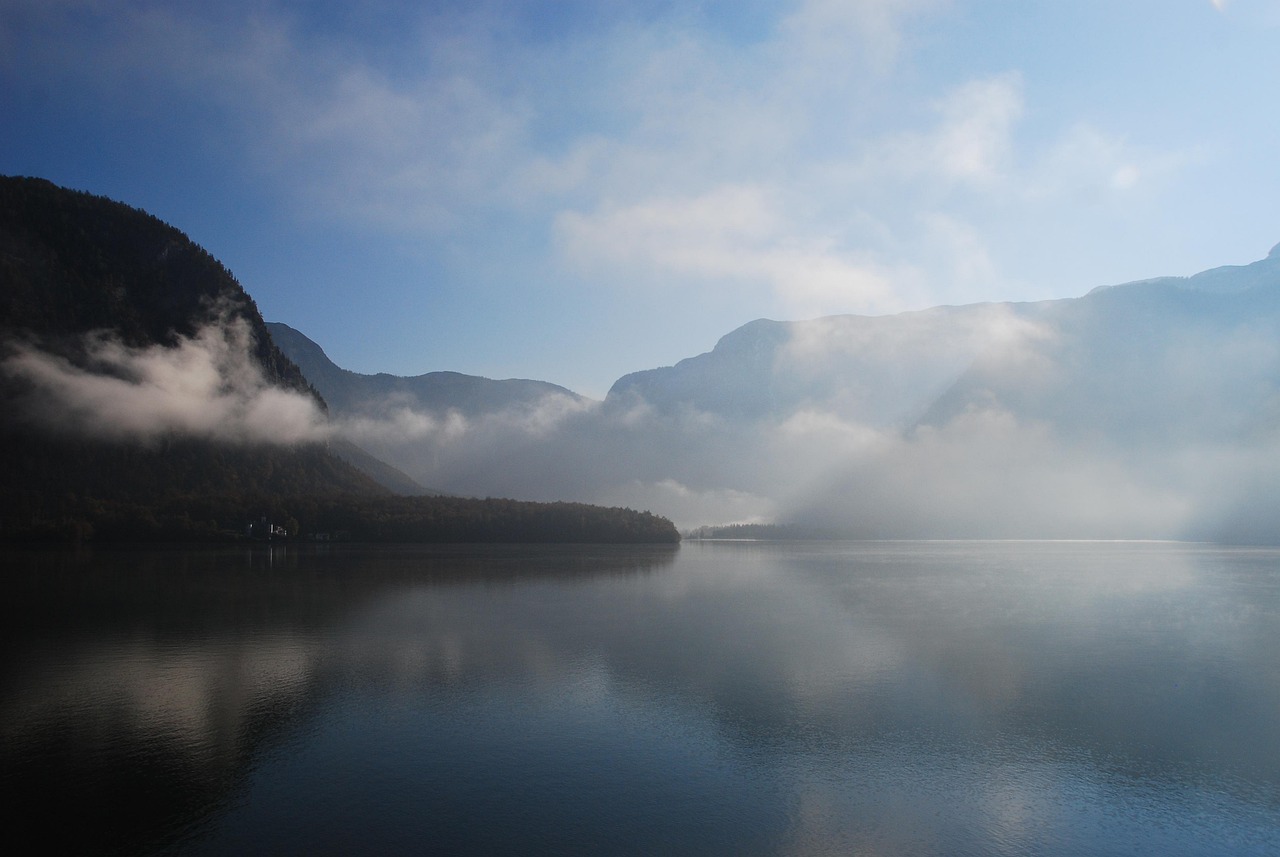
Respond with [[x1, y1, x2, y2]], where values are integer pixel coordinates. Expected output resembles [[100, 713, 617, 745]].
[[605, 302, 1053, 427], [599, 247, 1280, 540], [0, 177, 313, 396], [608, 244, 1280, 441], [274, 237, 1280, 542], [268, 322, 587, 419], [0, 175, 390, 541], [917, 251, 1280, 444], [327, 438, 432, 496], [266, 321, 600, 502], [0, 176, 678, 544]]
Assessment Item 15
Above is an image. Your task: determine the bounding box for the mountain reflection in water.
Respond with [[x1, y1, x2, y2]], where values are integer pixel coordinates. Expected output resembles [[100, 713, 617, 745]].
[[2, 541, 1278, 856]]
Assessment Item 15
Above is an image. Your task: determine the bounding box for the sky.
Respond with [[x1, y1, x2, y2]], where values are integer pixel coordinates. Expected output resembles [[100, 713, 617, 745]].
[[4, 0, 1280, 397]]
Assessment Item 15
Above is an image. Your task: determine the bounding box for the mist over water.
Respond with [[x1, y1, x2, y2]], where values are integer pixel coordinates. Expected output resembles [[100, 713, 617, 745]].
[[4, 542, 1279, 855]]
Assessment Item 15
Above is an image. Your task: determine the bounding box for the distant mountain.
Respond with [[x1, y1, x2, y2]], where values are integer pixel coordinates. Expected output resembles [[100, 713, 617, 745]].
[[599, 247, 1280, 540], [267, 321, 588, 418], [266, 321, 599, 501], [285, 237, 1280, 542], [917, 250, 1280, 445], [605, 303, 1052, 427], [607, 245, 1280, 442]]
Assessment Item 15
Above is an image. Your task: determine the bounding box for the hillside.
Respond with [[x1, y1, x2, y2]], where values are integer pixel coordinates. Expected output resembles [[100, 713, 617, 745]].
[[0, 177, 311, 394], [0, 176, 386, 540], [268, 322, 586, 419], [0, 177, 678, 544]]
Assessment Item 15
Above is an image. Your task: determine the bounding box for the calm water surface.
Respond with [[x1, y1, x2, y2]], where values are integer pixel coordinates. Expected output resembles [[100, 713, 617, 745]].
[[3, 541, 1279, 855]]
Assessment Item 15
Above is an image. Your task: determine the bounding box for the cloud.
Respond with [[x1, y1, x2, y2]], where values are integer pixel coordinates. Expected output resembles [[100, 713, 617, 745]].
[[788, 405, 1198, 539], [555, 185, 902, 315], [1025, 124, 1195, 202], [777, 0, 943, 73], [854, 73, 1025, 187], [3, 317, 328, 445], [339, 406, 470, 446], [4, 0, 1207, 327]]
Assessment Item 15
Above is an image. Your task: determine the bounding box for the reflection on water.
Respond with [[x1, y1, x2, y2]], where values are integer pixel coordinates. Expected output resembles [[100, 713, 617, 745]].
[[2, 541, 1278, 855]]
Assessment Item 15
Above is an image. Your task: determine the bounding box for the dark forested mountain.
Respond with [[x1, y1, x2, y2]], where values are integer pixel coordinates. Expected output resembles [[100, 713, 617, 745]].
[[267, 321, 587, 418], [0, 176, 385, 539], [0, 176, 311, 395], [0, 177, 678, 544]]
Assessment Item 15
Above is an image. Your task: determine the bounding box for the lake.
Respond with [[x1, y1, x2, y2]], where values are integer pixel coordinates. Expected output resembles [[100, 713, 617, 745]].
[[3, 540, 1279, 855]]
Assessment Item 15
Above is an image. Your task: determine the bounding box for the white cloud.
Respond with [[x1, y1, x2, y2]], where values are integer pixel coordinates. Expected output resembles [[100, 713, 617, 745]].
[[340, 406, 470, 446], [556, 185, 902, 315], [778, 0, 943, 73], [3, 317, 328, 445], [1024, 123, 1194, 202], [932, 74, 1024, 183]]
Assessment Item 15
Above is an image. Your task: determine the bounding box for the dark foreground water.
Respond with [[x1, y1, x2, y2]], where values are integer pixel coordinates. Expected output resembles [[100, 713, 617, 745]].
[[3, 541, 1279, 855]]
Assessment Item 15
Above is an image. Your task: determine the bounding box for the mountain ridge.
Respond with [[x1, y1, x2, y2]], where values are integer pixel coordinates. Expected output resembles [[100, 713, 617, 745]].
[[267, 321, 587, 418], [271, 237, 1280, 540]]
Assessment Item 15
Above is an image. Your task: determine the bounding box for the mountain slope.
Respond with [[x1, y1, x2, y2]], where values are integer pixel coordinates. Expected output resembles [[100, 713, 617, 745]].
[[605, 302, 1054, 428], [0, 176, 313, 396], [916, 247, 1280, 444], [267, 321, 588, 418], [605, 246, 1280, 449], [266, 321, 598, 501], [0, 176, 390, 539]]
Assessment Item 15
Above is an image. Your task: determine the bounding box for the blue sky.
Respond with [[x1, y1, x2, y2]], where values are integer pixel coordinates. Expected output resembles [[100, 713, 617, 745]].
[[4, 0, 1279, 396]]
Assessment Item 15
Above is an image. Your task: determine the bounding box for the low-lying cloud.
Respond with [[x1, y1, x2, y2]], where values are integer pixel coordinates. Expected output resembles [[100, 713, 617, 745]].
[[3, 318, 328, 445]]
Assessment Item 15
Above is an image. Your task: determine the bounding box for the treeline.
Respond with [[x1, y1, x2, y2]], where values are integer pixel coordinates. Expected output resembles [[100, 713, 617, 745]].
[[2, 490, 679, 545], [0, 432, 678, 544], [292, 495, 678, 544]]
